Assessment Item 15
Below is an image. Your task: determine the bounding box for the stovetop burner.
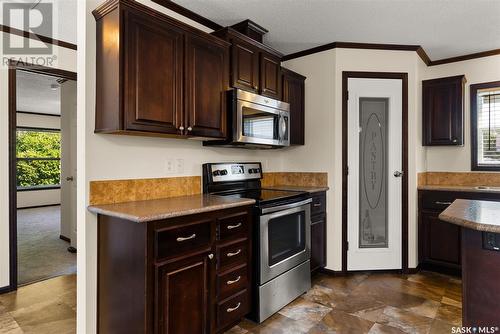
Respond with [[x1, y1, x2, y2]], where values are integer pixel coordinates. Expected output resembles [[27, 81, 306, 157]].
[[202, 162, 310, 207]]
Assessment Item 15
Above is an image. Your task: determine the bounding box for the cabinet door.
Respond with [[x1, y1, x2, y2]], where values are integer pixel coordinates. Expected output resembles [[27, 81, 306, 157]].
[[185, 35, 229, 138], [422, 75, 465, 146], [156, 252, 214, 334], [260, 52, 282, 99], [311, 215, 326, 273], [230, 38, 259, 93], [282, 69, 305, 145], [124, 9, 183, 134], [420, 211, 461, 267]]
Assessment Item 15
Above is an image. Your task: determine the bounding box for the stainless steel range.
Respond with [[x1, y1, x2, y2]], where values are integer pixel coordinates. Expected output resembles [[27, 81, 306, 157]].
[[203, 162, 311, 323]]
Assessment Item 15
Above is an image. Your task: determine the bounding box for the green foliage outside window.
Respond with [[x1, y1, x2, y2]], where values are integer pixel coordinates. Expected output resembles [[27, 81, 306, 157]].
[[16, 130, 61, 188]]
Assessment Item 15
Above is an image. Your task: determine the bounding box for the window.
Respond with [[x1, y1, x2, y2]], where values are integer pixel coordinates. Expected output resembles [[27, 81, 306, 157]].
[[16, 128, 61, 190], [471, 81, 500, 171]]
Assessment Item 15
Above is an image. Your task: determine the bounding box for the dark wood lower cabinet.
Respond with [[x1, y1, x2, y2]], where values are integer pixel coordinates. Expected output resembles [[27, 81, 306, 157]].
[[97, 206, 252, 334], [419, 210, 461, 275], [310, 192, 327, 273], [311, 214, 326, 273], [418, 189, 500, 276], [156, 252, 213, 334]]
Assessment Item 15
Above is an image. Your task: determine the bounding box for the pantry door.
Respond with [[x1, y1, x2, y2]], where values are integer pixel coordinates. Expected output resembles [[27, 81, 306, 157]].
[[346, 77, 404, 271]]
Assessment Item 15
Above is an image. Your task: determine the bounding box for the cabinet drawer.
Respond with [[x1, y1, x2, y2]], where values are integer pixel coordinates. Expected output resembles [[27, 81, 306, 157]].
[[311, 193, 326, 215], [217, 289, 249, 330], [155, 220, 212, 259], [218, 212, 248, 241], [217, 264, 248, 300], [218, 239, 248, 270], [420, 192, 456, 211]]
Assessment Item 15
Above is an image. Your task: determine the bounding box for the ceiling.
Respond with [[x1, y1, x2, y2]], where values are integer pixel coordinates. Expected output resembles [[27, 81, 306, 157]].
[[17, 70, 61, 115], [173, 0, 500, 60], [0, 0, 77, 44]]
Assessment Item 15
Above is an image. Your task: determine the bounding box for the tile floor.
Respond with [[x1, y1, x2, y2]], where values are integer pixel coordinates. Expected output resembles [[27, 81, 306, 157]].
[[226, 271, 462, 334], [0, 275, 76, 334], [0, 271, 461, 334]]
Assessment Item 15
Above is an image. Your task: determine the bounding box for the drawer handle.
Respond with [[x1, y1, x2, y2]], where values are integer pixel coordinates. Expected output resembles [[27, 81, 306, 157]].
[[226, 276, 241, 285], [227, 223, 242, 230], [176, 233, 196, 242], [313, 203, 322, 207], [435, 201, 452, 205], [227, 302, 241, 313], [227, 249, 241, 257]]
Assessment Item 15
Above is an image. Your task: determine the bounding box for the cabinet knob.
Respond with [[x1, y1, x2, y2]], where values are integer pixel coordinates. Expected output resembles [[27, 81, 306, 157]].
[[452, 138, 457, 143], [187, 126, 193, 131], [179, 126, 185, 131], [208, 253, 214, 260], [253, 85, 258, 90]]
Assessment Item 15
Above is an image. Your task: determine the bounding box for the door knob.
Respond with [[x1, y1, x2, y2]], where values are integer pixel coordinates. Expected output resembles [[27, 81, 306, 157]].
[[66, 176, 74, 181], [393, 171, 403, 177]]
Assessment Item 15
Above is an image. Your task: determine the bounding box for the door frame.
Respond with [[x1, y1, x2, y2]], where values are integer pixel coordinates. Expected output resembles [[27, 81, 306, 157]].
[[341, 71, 409, 273], [7, 60, 77, 292]]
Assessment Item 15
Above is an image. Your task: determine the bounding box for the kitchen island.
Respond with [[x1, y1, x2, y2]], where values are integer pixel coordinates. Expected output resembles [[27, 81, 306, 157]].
[[439, 199, 500, 327]]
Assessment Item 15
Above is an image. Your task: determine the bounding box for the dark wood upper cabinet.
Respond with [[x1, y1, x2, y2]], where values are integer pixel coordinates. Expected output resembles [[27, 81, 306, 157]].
[[260, 53, 282, 99], [213, 28, 283, 99], [282, 68, 306, 145], [124, 9, 183, 134], [422, 75, 466, 146], [185, 34, 229, 138], [231, 38, 259, 93], [93, 0, 229, 139]]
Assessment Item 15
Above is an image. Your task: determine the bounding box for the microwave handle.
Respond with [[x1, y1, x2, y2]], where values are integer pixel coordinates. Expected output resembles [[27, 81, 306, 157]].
[[278, 114, 286, 143]]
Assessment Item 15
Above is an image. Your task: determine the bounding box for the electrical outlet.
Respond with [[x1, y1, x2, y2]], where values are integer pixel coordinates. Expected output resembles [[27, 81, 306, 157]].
[[176, 159, 184, 174], [165, 159, 174, 174]]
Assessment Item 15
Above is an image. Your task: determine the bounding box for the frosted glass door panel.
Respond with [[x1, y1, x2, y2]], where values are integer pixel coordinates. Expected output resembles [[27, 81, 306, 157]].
[[359, 98, 388, 248]]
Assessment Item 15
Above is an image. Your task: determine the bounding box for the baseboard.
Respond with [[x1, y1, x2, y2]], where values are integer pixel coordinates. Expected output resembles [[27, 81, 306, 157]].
[[17, 203, 60, 210], [59, 235, 71, 243], [320, 267, 421, 276], [0, 285, 15, 295], [318, 267, 347, 276], [419, 263, 461, 277], [406, 266, 420, 274]]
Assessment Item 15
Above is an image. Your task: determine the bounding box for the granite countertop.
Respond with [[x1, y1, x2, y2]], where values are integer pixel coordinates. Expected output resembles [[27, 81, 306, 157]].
[[88, 194, 256, 223], [265, 185, 329, 193], [418, 184, 500, 193], [439, 199, 500, 233]]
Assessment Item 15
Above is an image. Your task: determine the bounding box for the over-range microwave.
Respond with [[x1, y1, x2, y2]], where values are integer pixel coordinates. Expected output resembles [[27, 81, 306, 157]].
[[204, 89, 290, 149]]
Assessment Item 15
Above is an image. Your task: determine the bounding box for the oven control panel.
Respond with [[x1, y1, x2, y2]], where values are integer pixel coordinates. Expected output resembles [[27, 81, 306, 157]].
[[208, 163, 262, 182]]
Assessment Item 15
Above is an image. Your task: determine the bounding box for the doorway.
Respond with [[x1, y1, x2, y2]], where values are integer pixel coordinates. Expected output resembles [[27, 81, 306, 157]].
[[342, 72, 408, 273], [8, 63, 77, 289]]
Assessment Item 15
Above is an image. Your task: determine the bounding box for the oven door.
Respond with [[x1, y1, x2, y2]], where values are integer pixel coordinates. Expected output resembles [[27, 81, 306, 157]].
[[236, 100, 290, 146], [259, 199, 311, 284]]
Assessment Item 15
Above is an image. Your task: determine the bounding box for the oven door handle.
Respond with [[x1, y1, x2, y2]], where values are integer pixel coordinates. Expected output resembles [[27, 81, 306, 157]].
[[261, 198, 312, 214]]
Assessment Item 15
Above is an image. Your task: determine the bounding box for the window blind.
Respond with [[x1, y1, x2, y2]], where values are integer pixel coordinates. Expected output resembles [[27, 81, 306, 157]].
[[477, 89, 500, 165]]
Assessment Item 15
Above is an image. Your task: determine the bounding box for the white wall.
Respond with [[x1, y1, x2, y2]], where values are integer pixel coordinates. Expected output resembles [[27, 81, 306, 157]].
[[79, 1, 286, 332], [423, 55, 500, 172], [0, 32, 76, 290], [283, 48, 425, 270], [17, 189, 60, 209]]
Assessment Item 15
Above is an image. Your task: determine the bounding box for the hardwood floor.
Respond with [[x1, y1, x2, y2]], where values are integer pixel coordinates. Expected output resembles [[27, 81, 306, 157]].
[[0, 271, 460, 333]]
